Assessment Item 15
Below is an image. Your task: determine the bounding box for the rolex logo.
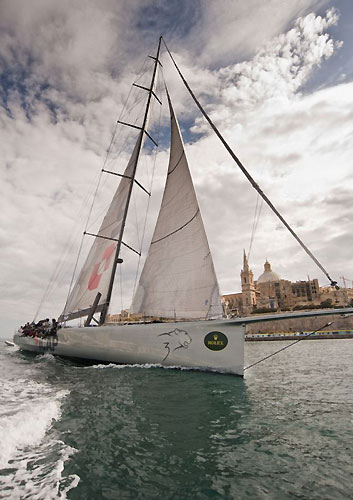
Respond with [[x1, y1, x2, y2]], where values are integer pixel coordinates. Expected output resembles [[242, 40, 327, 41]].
[[204, 331, 228, 351]]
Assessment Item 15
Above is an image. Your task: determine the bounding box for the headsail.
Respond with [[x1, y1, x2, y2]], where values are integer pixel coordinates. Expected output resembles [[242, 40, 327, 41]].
[[60, 133, 143, 322], [131, 93, 222, 320]]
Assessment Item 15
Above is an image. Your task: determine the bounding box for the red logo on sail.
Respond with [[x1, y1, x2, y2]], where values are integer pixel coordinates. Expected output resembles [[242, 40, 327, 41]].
[[88, 243, 116, 290]]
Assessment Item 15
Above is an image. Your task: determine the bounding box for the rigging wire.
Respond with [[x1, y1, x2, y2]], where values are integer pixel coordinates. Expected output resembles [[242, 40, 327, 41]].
[[244, 313, 353, 371], [161, 37, 338, 289], [62, 124, 117, 308], [61, 67, 149, 318], [35, 73, 147, 320], [87, 89, 150, 225], [86, 58, 158, 232], [100, 38, 164, 325], [248, 194, 263, 260], [109, 51, 165, 313], [33, 167, 104, 321]]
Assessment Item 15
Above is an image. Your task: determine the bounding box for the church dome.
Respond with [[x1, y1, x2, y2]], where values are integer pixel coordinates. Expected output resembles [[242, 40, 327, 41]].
[[257, 260, 280, 283]]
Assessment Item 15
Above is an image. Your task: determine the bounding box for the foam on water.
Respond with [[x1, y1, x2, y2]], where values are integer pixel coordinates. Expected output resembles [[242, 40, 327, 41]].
[[3, 339, 353, 498], [0, 346, 80, 498], [87, 362, 200, 371], [0, 382, 67, 466], [88, 362, 163, 370], [0, 442, 80, 500]]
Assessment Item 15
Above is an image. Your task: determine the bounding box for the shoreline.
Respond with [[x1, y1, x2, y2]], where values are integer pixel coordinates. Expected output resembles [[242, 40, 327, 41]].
[[245, 330, 353, 341]]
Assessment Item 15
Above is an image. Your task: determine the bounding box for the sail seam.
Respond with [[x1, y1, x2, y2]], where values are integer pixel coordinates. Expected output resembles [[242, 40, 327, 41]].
[[151, 209, 200, 244], [168, 150, 185, 176]]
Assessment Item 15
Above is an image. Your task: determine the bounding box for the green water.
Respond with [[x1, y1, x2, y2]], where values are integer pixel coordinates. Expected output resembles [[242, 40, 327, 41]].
[[1, 339, 353, 499]]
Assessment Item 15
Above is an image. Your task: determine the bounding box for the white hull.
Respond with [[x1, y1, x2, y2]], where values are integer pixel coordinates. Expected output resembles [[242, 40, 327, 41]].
[[14, 320, 245, 376]]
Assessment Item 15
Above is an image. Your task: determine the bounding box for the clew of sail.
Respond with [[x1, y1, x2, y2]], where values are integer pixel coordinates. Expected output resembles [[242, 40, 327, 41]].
[[131, 93, 222, 320], [61, 133, 143, 322]]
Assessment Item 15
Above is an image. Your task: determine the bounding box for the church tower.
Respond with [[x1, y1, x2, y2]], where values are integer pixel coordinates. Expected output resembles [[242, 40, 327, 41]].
[[241, 250, 257, 314]]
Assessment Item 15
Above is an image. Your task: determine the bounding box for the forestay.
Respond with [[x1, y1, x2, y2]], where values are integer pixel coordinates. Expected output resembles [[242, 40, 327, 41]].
[[131, 94, 222, 319], [61, 133, 143, 321]]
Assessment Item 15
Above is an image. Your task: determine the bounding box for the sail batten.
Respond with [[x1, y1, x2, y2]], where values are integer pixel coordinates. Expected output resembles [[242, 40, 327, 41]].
[[151, 209, 200, 244], [168, 151, 185, 175], [131, 93, 222, 320]]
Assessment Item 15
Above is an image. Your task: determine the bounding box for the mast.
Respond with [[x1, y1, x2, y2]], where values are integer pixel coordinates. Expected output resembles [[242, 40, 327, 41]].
[[99, 36, 162, 324]]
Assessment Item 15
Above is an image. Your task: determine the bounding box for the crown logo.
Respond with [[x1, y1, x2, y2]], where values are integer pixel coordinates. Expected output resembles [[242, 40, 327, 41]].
[[213, 334, 218, 340]]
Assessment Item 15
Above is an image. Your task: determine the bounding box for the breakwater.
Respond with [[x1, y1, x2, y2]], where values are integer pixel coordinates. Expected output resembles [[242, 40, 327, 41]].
[[246, 330, 353, 341], [245, 310, 353, 335]]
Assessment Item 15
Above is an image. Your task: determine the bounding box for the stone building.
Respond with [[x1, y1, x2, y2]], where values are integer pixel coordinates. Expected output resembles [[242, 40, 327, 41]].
[[222, 253, 352, 317], [240, 251, 256, 315]]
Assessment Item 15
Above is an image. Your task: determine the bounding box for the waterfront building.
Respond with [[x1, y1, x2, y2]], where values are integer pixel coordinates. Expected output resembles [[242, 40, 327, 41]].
[[240, 251, 257, 315], [222, 254, 353, 316]]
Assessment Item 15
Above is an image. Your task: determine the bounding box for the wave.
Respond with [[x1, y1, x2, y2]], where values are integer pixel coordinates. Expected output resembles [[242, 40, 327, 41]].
[[0, 441, 80, 500], [0, 383, 68, 467], [0, 368, 79, 499]]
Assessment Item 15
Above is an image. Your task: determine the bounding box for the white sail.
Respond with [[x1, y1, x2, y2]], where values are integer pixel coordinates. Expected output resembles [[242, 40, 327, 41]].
[[131, 94, 222, 319], [61, 133, 143, 321]]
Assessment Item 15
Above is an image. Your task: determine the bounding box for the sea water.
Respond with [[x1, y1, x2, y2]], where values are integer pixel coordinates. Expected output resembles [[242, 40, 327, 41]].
[[0, 338, 352, 499]]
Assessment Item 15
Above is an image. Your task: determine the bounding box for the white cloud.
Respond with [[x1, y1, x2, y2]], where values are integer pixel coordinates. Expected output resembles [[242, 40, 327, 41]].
[[182, 0, 331, 65], [0, 2, 351, 334], [194, 8, 342, 128], [167, 8, 351, 293]]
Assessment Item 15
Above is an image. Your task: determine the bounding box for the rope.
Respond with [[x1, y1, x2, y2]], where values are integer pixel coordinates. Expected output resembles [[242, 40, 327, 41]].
[[248, 194, 263, 260], [34, 53, 161, 321], [34, 166, 103, 321], [61, 127, 113, 316], [61, 232, 86, 321], [244, 313, 353, 371], [61, 57, 157, 321]]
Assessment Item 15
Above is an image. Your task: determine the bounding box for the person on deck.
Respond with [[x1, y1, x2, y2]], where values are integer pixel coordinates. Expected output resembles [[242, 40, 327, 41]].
[[50, 318, 58, 336]]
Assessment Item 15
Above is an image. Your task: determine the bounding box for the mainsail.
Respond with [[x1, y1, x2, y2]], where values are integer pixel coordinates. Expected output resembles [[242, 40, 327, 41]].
[[131, 94, 222, 319], [61, 134, 143, 321], [61, 38, 162, 324]]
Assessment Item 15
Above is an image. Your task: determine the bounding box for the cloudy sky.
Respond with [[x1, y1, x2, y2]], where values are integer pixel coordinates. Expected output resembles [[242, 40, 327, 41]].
[[1, 0, 353, 333]]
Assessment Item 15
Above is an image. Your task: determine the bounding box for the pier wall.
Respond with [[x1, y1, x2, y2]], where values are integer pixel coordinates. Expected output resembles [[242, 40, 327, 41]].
[[245, 313, 353, 334]]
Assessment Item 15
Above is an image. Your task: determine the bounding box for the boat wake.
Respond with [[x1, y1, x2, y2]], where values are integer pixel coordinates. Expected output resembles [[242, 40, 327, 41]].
[[88, 362, 164, 370], [86, 362, 209, 372], [0, 349, 80, 499], [0, 440, 79, 500]]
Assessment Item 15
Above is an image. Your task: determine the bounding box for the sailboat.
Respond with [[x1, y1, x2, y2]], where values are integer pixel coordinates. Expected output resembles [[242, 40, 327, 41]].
[[13, 38, 353, 375]]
